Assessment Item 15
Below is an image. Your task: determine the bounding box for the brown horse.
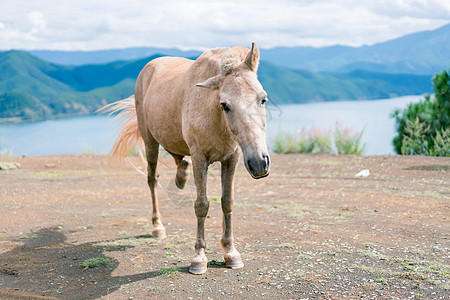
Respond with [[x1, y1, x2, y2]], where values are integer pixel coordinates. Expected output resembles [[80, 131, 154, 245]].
[[103, 43, 270, 274]]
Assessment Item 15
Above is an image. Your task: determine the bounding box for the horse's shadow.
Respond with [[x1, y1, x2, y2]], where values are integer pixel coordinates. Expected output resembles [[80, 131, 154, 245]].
[[0, 227, 179, 299]]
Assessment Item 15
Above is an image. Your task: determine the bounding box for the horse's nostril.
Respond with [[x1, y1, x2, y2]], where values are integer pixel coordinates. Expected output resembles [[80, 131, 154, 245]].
[[247, 160, 254, 173], [263, 155, 270, 168]]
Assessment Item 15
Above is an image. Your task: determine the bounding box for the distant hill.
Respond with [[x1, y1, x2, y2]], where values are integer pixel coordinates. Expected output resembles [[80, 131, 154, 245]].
[[262, 23, 450, 75], [29, 47, 202, 66], [0, 50, 432, 124], [259, 62, 431, 104], [0, 51, 160, 123], [25, 23, 450, 75]]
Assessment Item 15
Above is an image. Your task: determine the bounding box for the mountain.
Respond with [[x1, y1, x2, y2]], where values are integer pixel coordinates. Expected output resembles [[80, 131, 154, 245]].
[[262, 23, 450, 75], [24, 23, 450, 75], [0, 50, 432, 124], [0, 51, 162, 122], [29, 47, 202, 66], [258, 62, 431, 104]]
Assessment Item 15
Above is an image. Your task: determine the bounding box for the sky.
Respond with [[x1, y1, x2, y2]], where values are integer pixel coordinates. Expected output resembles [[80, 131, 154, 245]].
[[0, 0, 449, 51]]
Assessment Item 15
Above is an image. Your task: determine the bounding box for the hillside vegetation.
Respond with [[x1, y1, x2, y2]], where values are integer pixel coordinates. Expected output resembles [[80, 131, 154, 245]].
[[0, 50, 432, 124], [392, 69, 450, 156], [0, 51, 161, 123]]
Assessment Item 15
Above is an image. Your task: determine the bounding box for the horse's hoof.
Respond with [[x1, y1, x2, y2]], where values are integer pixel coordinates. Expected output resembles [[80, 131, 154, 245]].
[[152, 228, 167, 239], [175, 159, 190, 190], [225, 256, 244, 269], [175, 175, 187, 190], [189, 261, 207, 275]]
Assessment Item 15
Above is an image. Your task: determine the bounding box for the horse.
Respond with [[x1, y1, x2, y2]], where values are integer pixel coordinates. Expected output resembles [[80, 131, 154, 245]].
[[103, 43, 270, 274]]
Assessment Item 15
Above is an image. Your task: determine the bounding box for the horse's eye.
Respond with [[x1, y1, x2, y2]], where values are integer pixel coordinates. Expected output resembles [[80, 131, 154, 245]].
[[261, 97, 268, 105], [220, 102, 230, 112]]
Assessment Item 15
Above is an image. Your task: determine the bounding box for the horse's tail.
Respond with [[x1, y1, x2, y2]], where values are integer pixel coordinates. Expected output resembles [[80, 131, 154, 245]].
[[97, 95, 144, 164]]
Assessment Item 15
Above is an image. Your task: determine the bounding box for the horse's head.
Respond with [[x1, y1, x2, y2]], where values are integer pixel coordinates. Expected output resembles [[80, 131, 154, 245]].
[[197, 43, 270, 179]]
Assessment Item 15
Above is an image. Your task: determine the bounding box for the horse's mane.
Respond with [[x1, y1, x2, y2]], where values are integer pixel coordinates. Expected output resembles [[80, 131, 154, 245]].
[[195, 46, 250, 78]]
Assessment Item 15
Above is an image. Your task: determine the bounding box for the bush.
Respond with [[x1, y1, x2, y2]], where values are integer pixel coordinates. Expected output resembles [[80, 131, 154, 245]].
[[272, 124, 364, 155], [0, 137, 12, 157], [273, 127, 331, 154], [334, 122, 365, 155], [392, 69, 450, 156]]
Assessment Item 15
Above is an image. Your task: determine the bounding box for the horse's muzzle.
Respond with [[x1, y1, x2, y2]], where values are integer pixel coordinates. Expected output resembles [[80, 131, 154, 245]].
[[245, 154, 270, 179]]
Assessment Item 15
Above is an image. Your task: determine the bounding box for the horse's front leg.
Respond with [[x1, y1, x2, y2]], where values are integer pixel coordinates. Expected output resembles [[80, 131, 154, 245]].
[[189, 154, 210, 275], [220, 151, 244, 269]]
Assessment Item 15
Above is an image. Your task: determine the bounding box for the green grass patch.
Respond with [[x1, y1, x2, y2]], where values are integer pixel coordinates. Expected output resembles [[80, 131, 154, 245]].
[[278, 243, 295, 249], [208, 259, 226, 266], [33, 171, 63, 178], [357, 249, 375, 258], [79, 257, 111, 269], [21, 234, 40, 239], [328, 249, 351, 256], [160, 267, 178, 275], [209, 196, 221, 203], [94, 236, 149, 247], [429, 265, 440, 271], [353, 265, 385, 274]]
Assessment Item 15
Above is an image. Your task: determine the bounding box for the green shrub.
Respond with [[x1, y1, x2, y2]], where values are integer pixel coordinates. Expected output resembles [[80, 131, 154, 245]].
[[0, 137, 12, 157], [400, 117, 430, 155], [273, 132, 302, 154], [392, 69, 450, 156], [273, 128, 331, 154], [273, 124, 364, 155], [334, 123, 365, 155]]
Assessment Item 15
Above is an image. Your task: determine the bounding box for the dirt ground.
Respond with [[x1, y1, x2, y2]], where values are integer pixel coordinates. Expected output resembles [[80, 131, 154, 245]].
[[0, 153, 449, 299]]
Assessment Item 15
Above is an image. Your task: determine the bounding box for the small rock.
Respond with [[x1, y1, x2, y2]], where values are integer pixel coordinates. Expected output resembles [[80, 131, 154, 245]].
[[264, 191, 276, 196], [0, 162, 21, 170], [354, 169, 370, 178]]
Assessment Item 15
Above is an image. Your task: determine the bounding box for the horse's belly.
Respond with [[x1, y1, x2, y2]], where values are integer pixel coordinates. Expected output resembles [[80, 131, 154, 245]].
[[159, 136, 190, 157]]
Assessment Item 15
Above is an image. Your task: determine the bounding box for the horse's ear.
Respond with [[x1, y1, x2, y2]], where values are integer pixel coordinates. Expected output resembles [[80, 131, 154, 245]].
[[244, 42, 260, 72], [196, 75, 221, 89]]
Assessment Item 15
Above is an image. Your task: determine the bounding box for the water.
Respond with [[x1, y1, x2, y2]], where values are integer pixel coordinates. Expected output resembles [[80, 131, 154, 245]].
[[0, 95, 422, 156], [265, 95, 423, 155], [0, 116, 122, 156]]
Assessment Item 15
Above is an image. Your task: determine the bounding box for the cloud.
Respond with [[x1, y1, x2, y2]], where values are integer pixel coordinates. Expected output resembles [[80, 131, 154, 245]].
[[363, 0, 450, 19], [28, 12, 46, 35], [0, 0, 448, 50]]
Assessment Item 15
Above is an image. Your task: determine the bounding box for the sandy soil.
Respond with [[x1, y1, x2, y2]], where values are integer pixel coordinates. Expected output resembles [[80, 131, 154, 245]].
[[0, 154, 449, 299]]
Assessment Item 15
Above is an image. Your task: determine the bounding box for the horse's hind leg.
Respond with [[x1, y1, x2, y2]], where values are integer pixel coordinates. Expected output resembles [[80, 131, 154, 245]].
[[145, 137, 166, 239], [169, 152, 191, 189]]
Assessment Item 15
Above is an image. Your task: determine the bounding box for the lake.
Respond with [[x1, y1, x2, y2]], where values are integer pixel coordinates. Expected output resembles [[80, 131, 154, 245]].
[[0, 95, 422, 156]]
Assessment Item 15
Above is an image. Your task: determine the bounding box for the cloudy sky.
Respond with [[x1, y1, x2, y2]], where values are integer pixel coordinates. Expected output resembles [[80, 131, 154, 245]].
[[1, 0, 449, 51]]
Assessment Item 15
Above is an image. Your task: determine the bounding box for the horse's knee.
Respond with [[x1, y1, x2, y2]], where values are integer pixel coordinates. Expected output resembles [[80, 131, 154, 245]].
[[194, 197, 209, 217], [221, 197, 234, 214]]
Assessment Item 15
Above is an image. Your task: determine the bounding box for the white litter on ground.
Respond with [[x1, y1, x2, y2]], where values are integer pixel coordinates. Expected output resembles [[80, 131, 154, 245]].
[[354, 169, 370, 178]]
